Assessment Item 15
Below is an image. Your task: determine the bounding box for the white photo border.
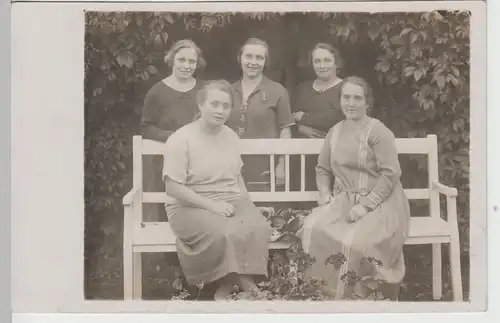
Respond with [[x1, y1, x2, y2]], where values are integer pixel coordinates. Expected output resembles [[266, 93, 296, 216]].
[[9, 0, 496, 320], [1, 0, 11, 323]]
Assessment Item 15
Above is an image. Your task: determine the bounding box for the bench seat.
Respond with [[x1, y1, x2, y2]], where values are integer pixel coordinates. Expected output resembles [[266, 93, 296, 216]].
[[132, 216, 453, 253]]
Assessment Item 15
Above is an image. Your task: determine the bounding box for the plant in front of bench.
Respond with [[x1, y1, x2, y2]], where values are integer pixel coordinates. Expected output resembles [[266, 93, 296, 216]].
[[225, 243, 395, 301], [222, 207, 396, 301]]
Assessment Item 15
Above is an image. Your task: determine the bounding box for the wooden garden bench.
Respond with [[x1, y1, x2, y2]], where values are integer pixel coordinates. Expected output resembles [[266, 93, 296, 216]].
[[123, 134, 463, 301]]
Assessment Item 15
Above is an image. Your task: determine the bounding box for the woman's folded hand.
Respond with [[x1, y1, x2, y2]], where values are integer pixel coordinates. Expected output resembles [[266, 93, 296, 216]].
[[348, 204, 368, 222], [318, 194, 332, 206], [293, 111, 306, 122], [208, 201, 235, 217]]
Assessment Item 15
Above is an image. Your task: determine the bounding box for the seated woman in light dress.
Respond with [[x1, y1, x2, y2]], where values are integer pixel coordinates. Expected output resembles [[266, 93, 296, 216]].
[[163, 80, 274, 300], [297, 76, 411, 300]]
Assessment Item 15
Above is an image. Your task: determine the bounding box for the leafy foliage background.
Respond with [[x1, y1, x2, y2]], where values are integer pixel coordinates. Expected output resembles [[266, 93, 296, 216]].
[[84, 11, 470, 300]]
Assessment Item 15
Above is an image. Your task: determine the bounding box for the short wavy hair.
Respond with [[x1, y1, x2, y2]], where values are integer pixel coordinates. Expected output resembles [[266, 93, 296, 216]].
[[196, 80, 234, 107], [308, 42, 344, 71], [237, 37, 270, 68], [339, 76, 375, 111], [164, 39, 206, 69]]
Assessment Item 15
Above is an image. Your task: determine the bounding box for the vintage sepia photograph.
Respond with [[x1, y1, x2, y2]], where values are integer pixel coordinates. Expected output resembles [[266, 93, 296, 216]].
[[83, 9, 472, 303]]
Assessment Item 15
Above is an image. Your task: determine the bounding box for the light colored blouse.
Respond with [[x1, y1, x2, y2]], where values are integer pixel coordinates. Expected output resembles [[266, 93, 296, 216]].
[[163, 121, 245, 211]]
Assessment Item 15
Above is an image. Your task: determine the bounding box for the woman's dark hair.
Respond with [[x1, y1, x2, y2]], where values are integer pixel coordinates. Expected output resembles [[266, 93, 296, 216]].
[[237, 37, 270, 68], [164, 39, 206, 69], [309, 42, 344, 71]]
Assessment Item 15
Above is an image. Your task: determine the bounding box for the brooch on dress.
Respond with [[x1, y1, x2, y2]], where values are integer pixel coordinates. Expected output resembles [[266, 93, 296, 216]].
[[261, 92, 268, 103]]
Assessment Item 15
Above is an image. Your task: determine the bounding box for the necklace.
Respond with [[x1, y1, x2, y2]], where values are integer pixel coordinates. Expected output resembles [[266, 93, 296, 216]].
[[313, 77, 342, 93]]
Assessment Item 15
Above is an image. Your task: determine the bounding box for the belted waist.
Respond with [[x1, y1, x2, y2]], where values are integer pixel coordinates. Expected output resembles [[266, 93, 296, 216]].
[[333, 183, 370, 196]]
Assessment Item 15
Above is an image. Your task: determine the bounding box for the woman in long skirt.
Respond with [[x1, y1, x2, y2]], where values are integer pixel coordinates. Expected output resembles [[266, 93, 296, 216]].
[[163, 80, 273, 300], [297, 76, 410, 300]]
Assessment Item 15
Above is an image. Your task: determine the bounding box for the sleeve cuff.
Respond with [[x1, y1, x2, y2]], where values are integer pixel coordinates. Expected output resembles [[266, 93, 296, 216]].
[[359, 194, 380, 211], [280, 122, 296, 129]]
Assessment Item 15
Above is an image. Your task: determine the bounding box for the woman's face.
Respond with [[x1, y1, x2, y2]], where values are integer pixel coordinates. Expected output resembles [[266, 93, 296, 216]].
[[312, 48, 337, 80], [199, 88, 232, 128], [340, 82, 369, 121], [172, 47, 198, 80], [240, 44, 267, 78]]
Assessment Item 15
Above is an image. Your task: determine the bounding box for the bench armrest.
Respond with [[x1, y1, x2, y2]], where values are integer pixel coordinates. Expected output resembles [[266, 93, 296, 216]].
[[123, 188, 140, 206], [432, 181, 458, 197]]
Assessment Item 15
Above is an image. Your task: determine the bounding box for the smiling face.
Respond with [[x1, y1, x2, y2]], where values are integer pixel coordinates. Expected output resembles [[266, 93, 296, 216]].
[[312, 48, 337, 81], [340, 82, 369, 121], [172, 47, 198, 80], [199, 88, 232, 128], [240, 44, 267, 78]]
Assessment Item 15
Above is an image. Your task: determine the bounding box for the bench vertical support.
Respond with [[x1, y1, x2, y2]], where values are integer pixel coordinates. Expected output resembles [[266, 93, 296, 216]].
[[123, 204, 133, 300], [447, 195, 463, 301], [300, 155, 305, 192], [132, 252, 142, 299], [122, 136, 145, 300], [428, 135, 443, 300]]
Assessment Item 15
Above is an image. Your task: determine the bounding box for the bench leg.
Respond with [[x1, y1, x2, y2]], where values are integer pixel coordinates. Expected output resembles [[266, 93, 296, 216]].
[[133, 252, 142, 300], [432, 243, 443, 300], [449, 237, 464, 301], [123, 244, 133, 300]]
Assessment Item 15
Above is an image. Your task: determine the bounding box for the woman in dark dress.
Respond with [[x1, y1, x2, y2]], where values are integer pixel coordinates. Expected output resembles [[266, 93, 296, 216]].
[[226, 37, 295, 192], [291, 43, 345, 191], [140, 39, 206, 222]]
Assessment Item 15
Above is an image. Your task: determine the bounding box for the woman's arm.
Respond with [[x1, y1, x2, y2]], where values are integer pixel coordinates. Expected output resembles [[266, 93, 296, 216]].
[[275, 126, 292, 185], [315, 128, 335, 198], [165, 178, 215, 210], [140, 88, 172, 142], [237, 174, 251, 199], [297, 124, 328, 138], [358, 123, 402, 210], [299, 107, 344, 134]]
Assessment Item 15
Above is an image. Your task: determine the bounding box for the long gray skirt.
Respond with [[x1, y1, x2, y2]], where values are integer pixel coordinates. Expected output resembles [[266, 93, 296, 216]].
[[168, 198, 274, 286], [297, 184, 410, 300]]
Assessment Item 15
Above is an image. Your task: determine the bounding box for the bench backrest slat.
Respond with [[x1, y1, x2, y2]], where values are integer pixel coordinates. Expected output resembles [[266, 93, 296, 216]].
[[133, 134, 440, 222], [141, 188, 430, 204], [141, 138, 433, 155]]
